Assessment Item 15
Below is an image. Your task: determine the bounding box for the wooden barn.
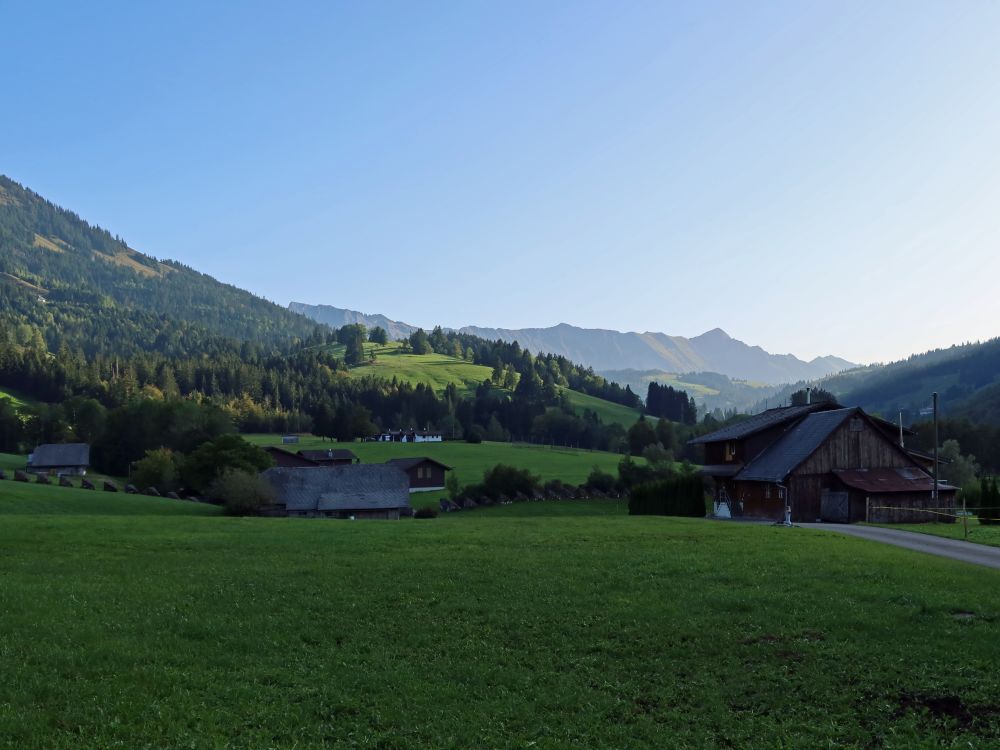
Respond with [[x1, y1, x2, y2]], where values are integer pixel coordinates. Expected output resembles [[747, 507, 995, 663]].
[[296, 448, 359, 466], [693, 405, 956, 523], [262, 446, 318, 468], [261, 465, 411, 519], [385, 457, 452, 492], [26, 443, 90, 476]]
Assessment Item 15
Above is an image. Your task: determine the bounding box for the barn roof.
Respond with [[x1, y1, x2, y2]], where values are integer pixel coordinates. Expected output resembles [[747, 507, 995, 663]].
[[28, 443, 90, 468], [297, 449, 358, 462], [689, 403, 839, 445], [262, 465, 410, 512], [385, 457, 453, 471], [262, 446, 317, 466], [735, 408, 858, 482], [834, 467, 958, 494]]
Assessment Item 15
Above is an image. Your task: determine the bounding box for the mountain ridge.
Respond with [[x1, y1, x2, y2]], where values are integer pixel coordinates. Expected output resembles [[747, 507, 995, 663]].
[[289, 302, 855, 384]]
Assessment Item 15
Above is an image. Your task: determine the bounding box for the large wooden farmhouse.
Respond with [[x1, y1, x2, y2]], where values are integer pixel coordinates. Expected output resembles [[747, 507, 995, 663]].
[[692, 404, 956, 523]]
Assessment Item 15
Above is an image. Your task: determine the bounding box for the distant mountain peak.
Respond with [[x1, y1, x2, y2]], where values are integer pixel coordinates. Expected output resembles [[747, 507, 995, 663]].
[[692, 327, 732, 340], [290, 303, 855, 385]]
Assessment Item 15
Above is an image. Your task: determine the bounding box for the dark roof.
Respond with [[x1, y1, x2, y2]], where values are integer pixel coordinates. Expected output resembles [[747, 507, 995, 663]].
[[904, 447, 953, 465], [834, 468, 958, 494], [699, 464, 743, 478], [297, 449, 358, 462], [28, 443, 90, 468], [689, 403, 839, 445], [735, 408, 858, 482], [385, 457, 453, 471], [263, 446, 317, 466], [262, 465, 410, 512]]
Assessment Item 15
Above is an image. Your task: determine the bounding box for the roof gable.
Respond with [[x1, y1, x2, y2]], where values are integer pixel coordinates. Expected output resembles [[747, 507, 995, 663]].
[[385, 457, 453, 471], [735, 408, 859, 482], [690, 403, 840, 445]]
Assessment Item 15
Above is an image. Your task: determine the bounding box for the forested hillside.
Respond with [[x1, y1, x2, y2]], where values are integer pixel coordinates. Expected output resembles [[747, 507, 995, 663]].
[[0, 175, 320, 353], [0, 176, 658, 473]]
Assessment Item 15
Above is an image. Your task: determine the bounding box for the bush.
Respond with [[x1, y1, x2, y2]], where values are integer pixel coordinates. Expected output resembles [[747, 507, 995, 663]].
[[464, 426, 484, 444], [209, 469, 276, 516], [584, 466, 617, 493], [628, 475, 706, 517], [414, 506, 438, 519], [132, 447, 180, 492], [977, 477, 1000, 526], [481, 464, 539, 500], [181, 434, 274, 493]]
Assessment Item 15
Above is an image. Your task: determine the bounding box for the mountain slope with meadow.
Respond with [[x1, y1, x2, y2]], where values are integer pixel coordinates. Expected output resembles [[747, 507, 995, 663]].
[[290, 302, 855, 384]]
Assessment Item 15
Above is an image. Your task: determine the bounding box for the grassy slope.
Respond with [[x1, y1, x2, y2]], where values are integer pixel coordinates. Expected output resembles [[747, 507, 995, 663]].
[[2, 494, 1000, 748], [243, 436, 629, 487], [321, 342, 644, 426], [559, 387, 645, 430], [0, 386, 37, 410]]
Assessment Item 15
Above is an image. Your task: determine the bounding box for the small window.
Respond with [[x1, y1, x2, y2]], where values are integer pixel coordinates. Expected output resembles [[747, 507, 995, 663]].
[[725, 441, 737, 462], [850, 418, 863, 432]]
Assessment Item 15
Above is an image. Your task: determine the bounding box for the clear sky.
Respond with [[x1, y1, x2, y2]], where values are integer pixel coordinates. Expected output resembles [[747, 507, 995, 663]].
[[4, 1, 1000, 364]]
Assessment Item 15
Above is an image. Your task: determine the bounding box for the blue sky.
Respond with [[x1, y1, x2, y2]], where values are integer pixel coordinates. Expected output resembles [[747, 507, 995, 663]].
[[4, 1, 1000, 364]]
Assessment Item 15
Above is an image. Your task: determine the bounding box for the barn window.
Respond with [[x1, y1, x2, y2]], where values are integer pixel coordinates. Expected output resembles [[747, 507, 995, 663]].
[[850, 418, 863, 432], [725, 441, 737, 461]]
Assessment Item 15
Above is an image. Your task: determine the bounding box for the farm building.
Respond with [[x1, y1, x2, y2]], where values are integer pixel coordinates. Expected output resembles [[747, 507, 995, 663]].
[[296, 448, 359, 465], [371, 429, 443, 443], [262, 446, 318, 468], [692, 405, 956, 523], [385, 457, 452, 492], [26, 443, 90, 476], [261, 465, 411, 519]]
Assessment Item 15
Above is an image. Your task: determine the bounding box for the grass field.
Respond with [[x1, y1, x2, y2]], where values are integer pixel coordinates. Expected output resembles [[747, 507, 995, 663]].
[[872, 521, 1000, 548], [2, 487, 1000, 748], [243, 436, 632, 489]]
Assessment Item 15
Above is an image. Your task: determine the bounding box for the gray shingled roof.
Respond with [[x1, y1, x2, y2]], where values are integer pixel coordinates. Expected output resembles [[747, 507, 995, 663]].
[[689, 403, 838, 445], [735, 408, 858, 482], [28, 443, 90, 468], [386, 457, 453, 471], [262, 465, 410, 512]]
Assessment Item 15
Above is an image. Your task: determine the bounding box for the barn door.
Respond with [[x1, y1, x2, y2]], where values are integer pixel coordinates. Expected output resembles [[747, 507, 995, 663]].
[[820, 491, 850, 523]]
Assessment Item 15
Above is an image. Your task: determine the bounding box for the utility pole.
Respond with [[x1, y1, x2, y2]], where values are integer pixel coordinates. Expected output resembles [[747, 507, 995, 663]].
[[932, 392, 939, 505]]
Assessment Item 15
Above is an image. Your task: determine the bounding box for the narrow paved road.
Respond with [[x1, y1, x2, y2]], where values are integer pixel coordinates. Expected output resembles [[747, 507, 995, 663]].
[[800, 523, 1000, 570]]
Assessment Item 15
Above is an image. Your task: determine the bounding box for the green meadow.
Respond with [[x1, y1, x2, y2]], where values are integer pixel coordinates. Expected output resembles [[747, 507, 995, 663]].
[[243, 436, 633, 489], [2, 484, 1000, 748], [318, 342, 645, 426]]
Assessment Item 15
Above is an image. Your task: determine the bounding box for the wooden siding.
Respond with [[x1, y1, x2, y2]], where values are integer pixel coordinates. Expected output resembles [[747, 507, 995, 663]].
[[796, 417, 914, 475], [404, 462, 448, 490]]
